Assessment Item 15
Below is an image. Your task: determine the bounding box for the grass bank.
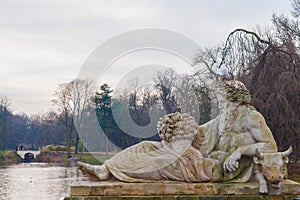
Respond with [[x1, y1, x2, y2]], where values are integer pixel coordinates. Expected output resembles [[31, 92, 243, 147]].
[[36, 149, 115, 166], [0, 150, 21, 165], [75, 153, 114, 165], [39, 145, 113, 165], [0, 147, 114, 167]]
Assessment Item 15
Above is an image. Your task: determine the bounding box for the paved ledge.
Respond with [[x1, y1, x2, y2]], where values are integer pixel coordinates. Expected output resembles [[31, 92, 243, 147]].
[[65, 179, 300, 200]]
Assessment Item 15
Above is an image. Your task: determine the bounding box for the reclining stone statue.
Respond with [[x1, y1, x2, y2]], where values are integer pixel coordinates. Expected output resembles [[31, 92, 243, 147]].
[[78, 78, 292, 194]]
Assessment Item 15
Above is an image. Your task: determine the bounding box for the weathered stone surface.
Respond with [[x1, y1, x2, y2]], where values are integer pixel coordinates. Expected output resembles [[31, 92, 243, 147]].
[[71, 80, 298, 200], [64, 195, 300, 200], [194, 182, 217, 195], [66, 179, 300, 199], [283, 179, 300, 194], [77, 80, 287, 195]]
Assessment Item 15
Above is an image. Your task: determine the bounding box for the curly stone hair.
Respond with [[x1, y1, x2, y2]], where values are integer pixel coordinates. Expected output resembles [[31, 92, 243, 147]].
[[157, 112, 198, 142], [218, 80, 251, 105]]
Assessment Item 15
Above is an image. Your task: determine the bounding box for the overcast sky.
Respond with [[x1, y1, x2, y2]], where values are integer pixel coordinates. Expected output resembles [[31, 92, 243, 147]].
[[0, 0, 292, 115]]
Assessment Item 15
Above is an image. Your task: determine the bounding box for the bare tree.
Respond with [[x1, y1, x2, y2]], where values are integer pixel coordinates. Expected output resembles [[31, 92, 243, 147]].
[[192, 47, 223, 122], [249, 10, 300, 159], [127, 77, 158, 126], [128, 77, 145, 126], [52, 82, 74, 157], [192, 80, 214, 124], [193, 4, 300, 160], [69, 79, 93, 153], [0, 96, 11, 150], [292, 0, 300, 17], [154, 69, 180, 114], [174, 74, 199, 118], [193, 46, 222, 82]]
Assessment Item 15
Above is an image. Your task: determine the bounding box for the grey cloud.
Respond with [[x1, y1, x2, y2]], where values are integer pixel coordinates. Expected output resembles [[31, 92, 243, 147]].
[[0, 0, 291, 114]]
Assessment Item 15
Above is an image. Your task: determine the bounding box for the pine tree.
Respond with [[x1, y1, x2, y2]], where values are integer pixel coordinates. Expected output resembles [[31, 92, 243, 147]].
[[95, 83, 113, 157]]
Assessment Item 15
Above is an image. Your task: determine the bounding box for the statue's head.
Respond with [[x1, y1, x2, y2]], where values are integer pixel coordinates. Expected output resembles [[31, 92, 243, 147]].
[[216, 65, 251, 105], [157, 112, 198, 142], [216, 80, 251, 105]]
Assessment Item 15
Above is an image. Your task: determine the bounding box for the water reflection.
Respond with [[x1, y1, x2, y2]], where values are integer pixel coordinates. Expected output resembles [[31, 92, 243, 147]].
[[0, 163, 87, 200]]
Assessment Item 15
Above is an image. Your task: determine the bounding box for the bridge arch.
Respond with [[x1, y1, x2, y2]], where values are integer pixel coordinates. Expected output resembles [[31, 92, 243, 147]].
[[17, 150, 41, 161], [24, 152, 35, 162]]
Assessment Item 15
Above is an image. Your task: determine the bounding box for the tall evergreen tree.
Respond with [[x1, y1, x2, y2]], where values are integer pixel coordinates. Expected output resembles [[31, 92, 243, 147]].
[[95, 83, 114, 156]]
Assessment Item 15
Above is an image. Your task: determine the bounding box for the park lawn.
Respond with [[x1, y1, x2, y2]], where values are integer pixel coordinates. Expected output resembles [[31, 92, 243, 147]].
[[75, 153, 113, 165]]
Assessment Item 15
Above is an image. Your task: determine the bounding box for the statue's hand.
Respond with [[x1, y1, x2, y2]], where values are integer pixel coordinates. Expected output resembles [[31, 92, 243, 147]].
[[223, 150, 241, 172]]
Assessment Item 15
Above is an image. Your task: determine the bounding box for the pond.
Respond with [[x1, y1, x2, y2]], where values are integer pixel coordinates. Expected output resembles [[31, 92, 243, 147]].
[[0, 162, 87, 200]]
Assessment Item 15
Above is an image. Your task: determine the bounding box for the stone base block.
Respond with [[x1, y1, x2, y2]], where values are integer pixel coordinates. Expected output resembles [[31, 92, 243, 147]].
[[65, 179, 300, 200]]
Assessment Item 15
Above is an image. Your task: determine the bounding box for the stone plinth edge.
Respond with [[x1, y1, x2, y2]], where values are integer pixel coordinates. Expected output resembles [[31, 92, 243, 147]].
[[66, 179, 300, 200]]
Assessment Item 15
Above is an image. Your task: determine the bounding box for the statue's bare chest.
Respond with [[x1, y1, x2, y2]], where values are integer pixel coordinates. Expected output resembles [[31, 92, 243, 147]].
[[215, 129, 255, 153]]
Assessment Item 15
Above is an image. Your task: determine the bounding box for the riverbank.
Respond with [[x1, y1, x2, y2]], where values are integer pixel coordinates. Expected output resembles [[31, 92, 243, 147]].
[[2, 150, 300, 182], [35, 151, 112, 167], [0, 150, 21, 165], [0, 149, 113, 167]]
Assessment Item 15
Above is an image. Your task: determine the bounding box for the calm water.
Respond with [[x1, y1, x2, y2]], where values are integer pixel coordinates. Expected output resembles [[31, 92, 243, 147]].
[[0, 163, 87, 200]]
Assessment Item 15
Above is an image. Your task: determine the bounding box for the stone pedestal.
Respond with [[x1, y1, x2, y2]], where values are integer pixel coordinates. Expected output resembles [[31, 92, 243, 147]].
[[65, 179, 300, 200]]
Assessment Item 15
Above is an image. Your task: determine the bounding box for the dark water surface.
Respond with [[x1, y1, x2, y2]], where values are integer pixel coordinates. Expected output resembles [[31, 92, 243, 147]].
[[0, 163, 87, 200]]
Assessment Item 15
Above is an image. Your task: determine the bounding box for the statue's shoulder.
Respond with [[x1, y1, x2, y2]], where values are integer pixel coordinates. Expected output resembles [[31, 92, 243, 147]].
[[244, 107, 268, 127], [247, 108, 263, 119]]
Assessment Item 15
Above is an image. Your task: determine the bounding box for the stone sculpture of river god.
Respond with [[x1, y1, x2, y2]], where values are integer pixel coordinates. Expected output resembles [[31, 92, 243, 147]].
[[78, 79, 293, 194]]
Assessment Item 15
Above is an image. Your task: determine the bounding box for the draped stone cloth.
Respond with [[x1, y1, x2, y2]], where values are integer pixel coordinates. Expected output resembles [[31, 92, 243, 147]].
[[105, 140, 209, 182]]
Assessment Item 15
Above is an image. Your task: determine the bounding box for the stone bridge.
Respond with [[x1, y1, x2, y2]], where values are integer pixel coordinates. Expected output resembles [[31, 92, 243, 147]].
[[17, 150, 41, 160]]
